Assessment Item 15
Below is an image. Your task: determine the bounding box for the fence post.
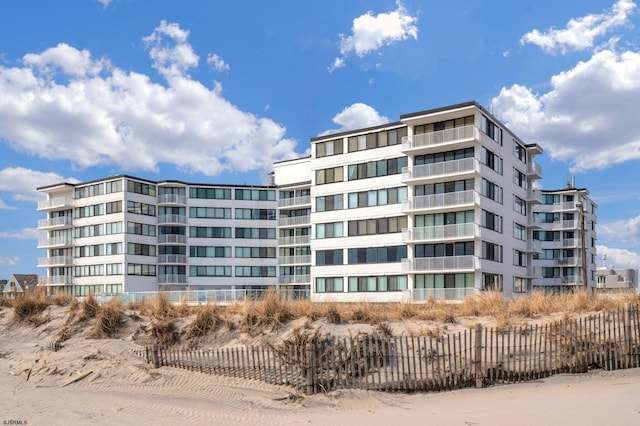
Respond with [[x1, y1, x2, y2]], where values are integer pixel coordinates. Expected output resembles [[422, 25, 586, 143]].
[[475, 323, 483, 388], [151, 344, 160, 368], [305, 343, 315, 395], [624, 303, 632, 367]]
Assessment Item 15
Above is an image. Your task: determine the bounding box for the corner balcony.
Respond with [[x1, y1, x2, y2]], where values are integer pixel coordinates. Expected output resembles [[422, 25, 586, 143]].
[[401, 255, 479, 273], [158, 194, 187, 205], [402, 223, 479, 243], [158, 234, 187, 245], [525, 240, 542, 253], [549, 219, 578, 230], [402, 158, 480, 184], [157, 214, 187, 225], [526, 189, 542, 204], [278, 235, 311, 246], [157, 254, 187, 264], [37, 197, 74, 211], [277, 255, 311, 265], [402, 190, 480, 213], [525, 215, 542, 228], [158, 274, 187, 284], [527, 162, 543, 179], [38, 216, 73, 229], [37, 235, 73, 248], [37, 256, 73, 267], [278, 274, 311, 285], [401, 125, 480, 155], [277, 195, 311, 208], [278, 215, 310, 227]]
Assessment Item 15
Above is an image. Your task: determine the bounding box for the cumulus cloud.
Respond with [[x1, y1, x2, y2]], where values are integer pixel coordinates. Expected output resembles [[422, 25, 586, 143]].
[[0, 168, 77, 205], [330, 1, 418, 71], [599, 214, 640, 246], [96, 0, 111, 8], [0, 256, 19, 266], [320, 103, 389, 135], [520, 0, 636, 54], [597, 245, 640, 269], [0, 228, 44, 240], [206, 53, 230, 72], [491, 48, 640, 172], [0, 21, 299, 178]]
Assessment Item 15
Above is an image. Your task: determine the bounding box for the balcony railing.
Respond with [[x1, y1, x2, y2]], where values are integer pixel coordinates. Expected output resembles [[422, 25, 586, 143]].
[[527, 162, 542, 177], [37, 197, 74, 211], [555, 257, 580, 266], [278, 215, 311, 227], [277, 195, 311, 208], [563, 238, 579, 248], [37, 256, 73, 267], [526, 215, 542, 228], [157, 214, 187, 225], [402, 223, 478, 243], [158, 234, 187, 244], [410, 287, 475, 301], [402, 255, 478, 272], [37, 235, 73, 248], [526, 240, 542, 252], [157, 254, 187, 264], [549, 219, 578, 230], [278, 274, 311, 284], [402, 125, 479, 151], [277, 255, 312, 265], [527, 189, 542, 204], [38, 216, 73, 229], [402, 158, 480, 182], [38, 276, 73, 285], [278, 235, 311, 246], [403, 190, 479, 211], [158, 274, 188, 284], [158, 194, 187, 205]]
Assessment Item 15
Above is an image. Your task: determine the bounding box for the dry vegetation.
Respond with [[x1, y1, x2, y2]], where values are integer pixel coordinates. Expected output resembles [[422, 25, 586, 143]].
[[1, 290, 638, 348]]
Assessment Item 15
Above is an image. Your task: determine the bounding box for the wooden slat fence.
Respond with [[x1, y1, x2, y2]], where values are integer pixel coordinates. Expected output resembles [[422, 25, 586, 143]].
[[132, 304, 640, 394]]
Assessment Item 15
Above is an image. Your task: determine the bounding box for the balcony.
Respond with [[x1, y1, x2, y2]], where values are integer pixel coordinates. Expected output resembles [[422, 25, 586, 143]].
[[401, 125, 480, 154], [526, 189, 542, 204], [550, 219, 578, 230], [563, 238, 579, 248], [37, 256, 73, 267], [157, 214, 187, 225], [158, 194, 187, 205], [158, 234, 187, 245], [555, 257, 580, 266], [402, 255, 479, 273], [402, 223, 478, 243], [402, 158, 480, 184], [525, 240, 542, 252], [158, 274, 188, 284], [38, 216, 73, 229], [278, 274, 311, 285], [38, 276, 73, 286], [157, 254, 187, 264], [37, 197, 74, 211], [403, 190, 479, 213], [278, 215, 311, 227], [277, 255, 312, 265], [411, 287, 475, 302], [278, 235, 311, 246], [277, 195, 311, 208], [37, 235, 73, 248], [527, 162, 543, 179], [525, 215, 542, 228]]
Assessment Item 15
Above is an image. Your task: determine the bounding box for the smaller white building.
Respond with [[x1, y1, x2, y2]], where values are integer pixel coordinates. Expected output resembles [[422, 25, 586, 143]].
[[595, 267, 638, 293]]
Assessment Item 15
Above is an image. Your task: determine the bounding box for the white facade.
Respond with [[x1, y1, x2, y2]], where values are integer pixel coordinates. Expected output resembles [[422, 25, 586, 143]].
[[595, 267, 638, 293], [37, 176, 278, 295]]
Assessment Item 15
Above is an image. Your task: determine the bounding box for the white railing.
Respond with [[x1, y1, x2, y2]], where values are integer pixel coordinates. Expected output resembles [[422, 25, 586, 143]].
[[563, 238, 579, 247], [403, 190, 478, 211], [157, 214, 187, 224], [96, 288, 311, 305], [555, 257, 580, 266], [526, 215, 541, 227], [402, 158, 479, 181], [37, 235, 73, 248], [38, 276, 73, 285], [411, 287, 476, 301], [278, 274, 311, 284], [527, 162, 542, 176], [550, 219, 578, 230], [402, 125, 479, 151], [37, 197, 74, 210], [277, 255, 312, 265], [402, 256, 478, 272], [38, 216, 73, 229], [277, 196, 311, 208], [278, 235, 311, 246], [278, 215, 311, 227], [527, 189, 542, 203], [158, 194, 187, 204], [526, 240, 542, 252], [157, 254, 187, 264], [37, 256, 73, 267], [158, 234, 187, 244], [561, 201, 576, 210], [157, 274, 188, 284], [402, 223, 477, 242]]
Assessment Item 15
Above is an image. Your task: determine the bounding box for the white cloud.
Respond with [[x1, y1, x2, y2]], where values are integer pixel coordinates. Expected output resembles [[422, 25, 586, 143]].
[[0, 167, 76, 204], [96, 0, 111, 8], [597, 245, 640, 269], [599, 213, 640, 246], [0, 228, 44, 240], [0, 21, 300, 178], [520, 0, 636, 55], [206, 53, 230, 72], [0, 256, 19, 266], [491, 48, 640, 172], [321, 103, 389, 135], [331, 1, 418, 70]]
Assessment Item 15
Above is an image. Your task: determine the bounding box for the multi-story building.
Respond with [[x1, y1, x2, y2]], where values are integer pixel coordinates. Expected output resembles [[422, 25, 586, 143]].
[[37, 175, 278, 295], [595, 266, 638, 293], [531, 185, 598, 294], [275, 101, 544, 302]]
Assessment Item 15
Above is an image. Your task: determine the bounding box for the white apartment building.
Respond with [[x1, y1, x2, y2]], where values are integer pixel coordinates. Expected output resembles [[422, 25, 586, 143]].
[[37, 175, 278, 295], [595, 267, 637, 293], [531, 186, 598, 294], [275, 101, 544, 302]]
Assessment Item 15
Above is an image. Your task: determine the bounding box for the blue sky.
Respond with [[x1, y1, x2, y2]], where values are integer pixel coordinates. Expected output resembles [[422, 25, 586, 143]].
[[1, 0, 640, 278]]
